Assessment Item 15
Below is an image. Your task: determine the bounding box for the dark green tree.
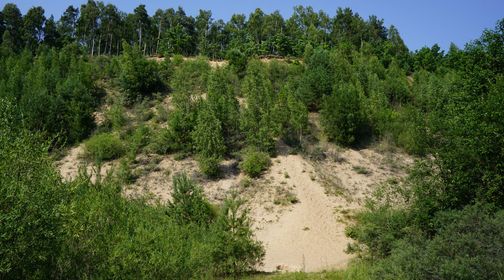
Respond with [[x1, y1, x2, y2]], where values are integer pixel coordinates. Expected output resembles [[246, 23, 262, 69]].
[[240, 60, 276, 153], [321, 82, 367, 146], [119, 42, 161, 103], [22, 6, 45, 52], [2, 3, 23, 49]]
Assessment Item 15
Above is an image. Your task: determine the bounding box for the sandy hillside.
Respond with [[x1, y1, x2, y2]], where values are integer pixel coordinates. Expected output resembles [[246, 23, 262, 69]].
[[56, 142, 411, 273]]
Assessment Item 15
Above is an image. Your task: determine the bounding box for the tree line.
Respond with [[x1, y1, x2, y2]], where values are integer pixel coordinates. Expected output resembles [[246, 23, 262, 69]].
[[1, 2, 410, 65]]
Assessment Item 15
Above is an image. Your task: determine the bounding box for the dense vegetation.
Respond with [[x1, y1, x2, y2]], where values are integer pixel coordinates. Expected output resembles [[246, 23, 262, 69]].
[[1, 1, 503, 279]]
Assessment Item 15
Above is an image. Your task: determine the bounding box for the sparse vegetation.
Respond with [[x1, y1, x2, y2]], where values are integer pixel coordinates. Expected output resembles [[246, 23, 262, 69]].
[[352, 165, 371, 175]]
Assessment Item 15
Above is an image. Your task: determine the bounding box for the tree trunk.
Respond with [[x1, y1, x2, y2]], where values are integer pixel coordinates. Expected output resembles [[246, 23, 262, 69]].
[[98, 36, 101, 56], [91, 37, 95, 56], [156, 22, 162, 54]]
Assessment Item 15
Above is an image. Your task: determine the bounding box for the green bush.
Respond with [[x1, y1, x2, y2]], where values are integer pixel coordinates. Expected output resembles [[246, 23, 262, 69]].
[[371, 205, 504, 280], [104, 103, 127, 131], [239, 148, 271, 178], [0, 101, 68, 278], [210, 196, 265, 275], [198, 155, 221, 178], [83, 133, 125, 163]]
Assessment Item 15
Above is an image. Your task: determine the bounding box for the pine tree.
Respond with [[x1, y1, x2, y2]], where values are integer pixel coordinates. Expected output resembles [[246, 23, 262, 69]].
[[207, 68, 240, 149], [240, 60, 276, 153], [192, 105, 225, 177], [321, 82, 366, 146]]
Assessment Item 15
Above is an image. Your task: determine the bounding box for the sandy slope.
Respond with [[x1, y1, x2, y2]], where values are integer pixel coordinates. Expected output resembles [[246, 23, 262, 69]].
[[56, 143, 411, 273], [254, 154, 351, 272]]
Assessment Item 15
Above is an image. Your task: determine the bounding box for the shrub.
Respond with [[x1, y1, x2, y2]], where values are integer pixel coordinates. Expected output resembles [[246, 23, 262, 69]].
[[83, 133, 125, 163], [104, 103, 127, 131], [198, 156, 221, 178], [0, 101, 68, 278], [371, 205, 504, 280], [239, 148, 271, 178]]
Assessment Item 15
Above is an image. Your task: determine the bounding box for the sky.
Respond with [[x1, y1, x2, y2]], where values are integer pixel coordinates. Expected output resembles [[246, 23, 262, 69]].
[[7, 0, 504, 51]]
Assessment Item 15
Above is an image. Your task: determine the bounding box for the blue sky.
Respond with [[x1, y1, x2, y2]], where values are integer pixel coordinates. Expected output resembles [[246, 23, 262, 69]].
[[8, 0, 504, 51]]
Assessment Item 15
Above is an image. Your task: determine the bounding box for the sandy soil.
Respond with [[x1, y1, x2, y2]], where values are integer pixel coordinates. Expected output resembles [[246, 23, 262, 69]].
[[57, 145, 117, 183], [253, 154, 351, 272]]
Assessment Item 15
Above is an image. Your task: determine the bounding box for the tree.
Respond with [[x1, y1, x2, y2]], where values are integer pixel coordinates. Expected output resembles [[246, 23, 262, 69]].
[[297, 47, 335, 110], [207, 68, 240, 149], [58, 5, 79, 45], [2, 3, 23, 49], [192, 106, 226, 177], [168, 173, 216, 226], [240, 60, 276, 153], [195, 10, 212, 56], [132, 4, 150, 52], [321, 82, 367, 146], [77, 0, 100, 55], [119, 42, 161, 103], [22, 6, 45, 52], [0, 100, 68, 278], [211, 196, 265, 275], [43, 15, 59, 48]]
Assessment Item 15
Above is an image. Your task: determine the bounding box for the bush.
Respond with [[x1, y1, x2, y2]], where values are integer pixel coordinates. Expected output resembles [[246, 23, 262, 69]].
[[0, 101, 68, 278], [239, 148, 271, 178], [104, 103, 127, 131], [198, 156, 221, 178], [371, 205, 504, 280], [83, 133, 125, 163]]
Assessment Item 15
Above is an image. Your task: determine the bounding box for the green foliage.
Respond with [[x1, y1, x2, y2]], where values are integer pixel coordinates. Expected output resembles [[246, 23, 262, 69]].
[[226, 48, 248, 77], [371, 205, 504, 280], [297, 48, 335, 110], [211, 196, 265, 275], [192, 106, 226, 177], [166, 58, 211, 153], [239, 148, 271, 178], [207, 67, 240, 150], [119, 42, 161, 104], [240, 60, 276, 154], [168, 173, 216, 226], [104, 102, 127, 131], [321, 82, 367, 146], [83, 133, 125, 163], [273, 86, 309, 146], [0, 47, 98, 145], [0, 100, 67, 278]]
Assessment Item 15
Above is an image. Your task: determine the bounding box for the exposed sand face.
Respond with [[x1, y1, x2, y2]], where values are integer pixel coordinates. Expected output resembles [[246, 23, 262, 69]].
[[254, 154, 352, 272], [56, 143, 411, 273]]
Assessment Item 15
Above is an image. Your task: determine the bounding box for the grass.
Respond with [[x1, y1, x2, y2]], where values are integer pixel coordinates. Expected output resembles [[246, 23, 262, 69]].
[[352, 165, 371, 175], [274, 187, 299, 206]]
